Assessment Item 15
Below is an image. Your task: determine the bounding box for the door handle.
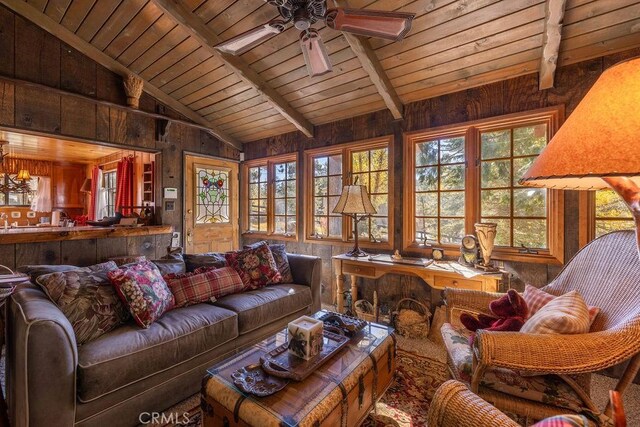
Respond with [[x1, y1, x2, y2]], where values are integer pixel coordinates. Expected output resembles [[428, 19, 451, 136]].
[[187, 229, 193, 244]]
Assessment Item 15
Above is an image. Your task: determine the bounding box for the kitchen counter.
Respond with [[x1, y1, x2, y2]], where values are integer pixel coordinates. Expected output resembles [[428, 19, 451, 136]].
[[0, 225, 173, 244]]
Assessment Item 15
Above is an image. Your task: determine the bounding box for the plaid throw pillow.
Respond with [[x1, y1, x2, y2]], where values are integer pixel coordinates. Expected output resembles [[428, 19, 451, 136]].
[[523, 285, 600, 326], [108, 261, 175, 328], [225, 242, 282, 290], [166, 267, 244, 308], [521, 290, 590, 335]]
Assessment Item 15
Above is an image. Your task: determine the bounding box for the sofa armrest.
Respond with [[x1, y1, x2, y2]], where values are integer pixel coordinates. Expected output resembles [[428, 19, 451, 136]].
[[7, 284, 78, 427], [287, 254, 322, 313]]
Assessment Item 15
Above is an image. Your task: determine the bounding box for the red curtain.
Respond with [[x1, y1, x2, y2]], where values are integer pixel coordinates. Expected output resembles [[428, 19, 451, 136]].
[[88, 166, 100, 221], [115, 157, 134, 216]]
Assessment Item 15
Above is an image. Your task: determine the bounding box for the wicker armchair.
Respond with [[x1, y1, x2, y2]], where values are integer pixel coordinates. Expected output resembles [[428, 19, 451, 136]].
[[427, 380, 591, 427], [440, 231, 640, 425]]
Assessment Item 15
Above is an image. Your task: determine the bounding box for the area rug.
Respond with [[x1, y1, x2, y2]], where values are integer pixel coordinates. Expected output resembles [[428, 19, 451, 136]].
[[158, 345, 450, 427]]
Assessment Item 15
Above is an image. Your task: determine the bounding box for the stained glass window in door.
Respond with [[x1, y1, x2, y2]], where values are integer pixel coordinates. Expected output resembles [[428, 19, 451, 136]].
[[195, 168, 229, 224]]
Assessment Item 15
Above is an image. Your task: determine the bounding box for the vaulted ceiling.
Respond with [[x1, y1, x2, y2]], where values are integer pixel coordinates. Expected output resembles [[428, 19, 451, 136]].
[[4, 0, 640, 148]]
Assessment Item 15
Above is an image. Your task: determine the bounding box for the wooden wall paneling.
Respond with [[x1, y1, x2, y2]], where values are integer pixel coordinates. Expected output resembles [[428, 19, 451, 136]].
[[61, 95, 97, 139], [96, 104, 110, 141], [127, 235, 156, 259], [502, 73, 548, 115], [96, 236, 128, 261], [0, 245, 15, 271], [463, 82, 505, 123], [0, 82, 14, 126], [109, 107, 127, 144], [15, 85, 61, 133], [14, 15, 61, 88], [61, 44, 97, 96], [0, 5, 14, 77], [15, 241, 61, 266], [158, 142, 182, 235], [60, 239, 97, 266], [155, 233, 172, 258], [138, 91, 157, 114], [547, 57, 600, 116], [96, 65, 126, 105], [126, 111, 156, 149]]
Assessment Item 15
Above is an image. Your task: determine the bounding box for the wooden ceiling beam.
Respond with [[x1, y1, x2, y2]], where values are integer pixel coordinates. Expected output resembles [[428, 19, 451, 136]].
[[332, 0, 404, 120], [151, 0, 315, 138], [539, 0, 567, 90], [0, 0, 243, 150]]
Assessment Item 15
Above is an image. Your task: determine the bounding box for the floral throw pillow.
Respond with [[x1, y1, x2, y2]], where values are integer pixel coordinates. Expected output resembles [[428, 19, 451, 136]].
[[225, 242, 281, 290], [108, 261, 175, 328], [36, 263, 129, 345], [244, 242, 294, 283]]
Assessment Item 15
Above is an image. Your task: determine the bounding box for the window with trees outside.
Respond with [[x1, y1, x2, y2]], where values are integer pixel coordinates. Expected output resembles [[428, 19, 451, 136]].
[[593, 190, 634, 236], [404, 107, 563, 263], [104, 171, 117, 217], [305, 137, 393, 248], [242, 154, 297, 239]]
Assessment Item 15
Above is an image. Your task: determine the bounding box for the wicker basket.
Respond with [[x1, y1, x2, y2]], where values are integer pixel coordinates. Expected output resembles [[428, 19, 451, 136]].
[[354, 299, 376, 322], [391, 298, 431, 337]]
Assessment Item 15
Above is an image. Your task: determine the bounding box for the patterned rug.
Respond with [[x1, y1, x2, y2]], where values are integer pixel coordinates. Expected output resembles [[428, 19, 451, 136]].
[[160, 347, 450, 427]]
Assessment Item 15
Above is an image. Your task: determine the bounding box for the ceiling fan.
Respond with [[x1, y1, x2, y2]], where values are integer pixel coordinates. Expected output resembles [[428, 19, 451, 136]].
[[215, 0, 415, 77]]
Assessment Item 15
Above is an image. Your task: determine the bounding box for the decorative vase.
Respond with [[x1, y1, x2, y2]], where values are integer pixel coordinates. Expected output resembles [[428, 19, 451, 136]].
[[474, 222, 497, 267], [287, 316, 323, 360]]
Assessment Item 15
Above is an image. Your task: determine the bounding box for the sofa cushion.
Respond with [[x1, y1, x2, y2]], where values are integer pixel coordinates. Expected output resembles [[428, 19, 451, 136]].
[[77, 304, 238, 402], [17, 261, 118, 281], [183, 253, 227, 272], [108, 261, 175, 328], [152, 258, 186, 276], [225, 242, 282, 290], [166, 266, 245, 307], [214, 284, 312, 334], [35, 268, 130, 345]]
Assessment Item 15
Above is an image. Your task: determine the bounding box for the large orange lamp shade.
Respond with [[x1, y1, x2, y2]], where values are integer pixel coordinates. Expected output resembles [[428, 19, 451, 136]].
[[521, 57, 640, 256]]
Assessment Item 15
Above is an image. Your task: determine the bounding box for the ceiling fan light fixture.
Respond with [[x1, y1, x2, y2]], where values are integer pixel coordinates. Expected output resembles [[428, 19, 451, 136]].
[[300, 29, 333, 77], [326, 8, 415, 41]]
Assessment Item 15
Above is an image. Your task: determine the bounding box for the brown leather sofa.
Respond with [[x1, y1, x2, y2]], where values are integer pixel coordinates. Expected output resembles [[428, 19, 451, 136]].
[[6, 253, 322, 427]]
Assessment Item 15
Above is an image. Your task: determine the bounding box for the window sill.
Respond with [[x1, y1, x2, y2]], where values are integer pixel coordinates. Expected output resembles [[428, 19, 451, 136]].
[[403, 243, 563, 265], [242, 232, 297, 242]]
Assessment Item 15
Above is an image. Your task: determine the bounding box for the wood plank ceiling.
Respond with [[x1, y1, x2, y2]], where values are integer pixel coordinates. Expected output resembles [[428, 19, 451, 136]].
[[7, 0, 640, 145]]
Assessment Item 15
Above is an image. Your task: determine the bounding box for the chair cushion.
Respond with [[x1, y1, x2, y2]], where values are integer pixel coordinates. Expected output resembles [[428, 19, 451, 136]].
[[225, 242, 282, 290], [441, 323, 584, 413], [521, 291, 590, 335], [77, 304, 238, 402], [108, 261, 175, 328], [166, 266, 245, 308], [523, 285, 600, 327], [214, 284, 312, 334]]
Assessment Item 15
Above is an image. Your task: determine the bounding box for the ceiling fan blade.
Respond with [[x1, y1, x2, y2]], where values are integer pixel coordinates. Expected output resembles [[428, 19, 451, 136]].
[[300, 29, 333, 78], [215, 20, 287, 55], [325, 8, 415, 41]]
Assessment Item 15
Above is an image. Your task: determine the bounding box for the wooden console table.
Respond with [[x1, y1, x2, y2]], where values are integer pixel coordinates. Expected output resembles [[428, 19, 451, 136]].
[[332, 254, 503, 318]]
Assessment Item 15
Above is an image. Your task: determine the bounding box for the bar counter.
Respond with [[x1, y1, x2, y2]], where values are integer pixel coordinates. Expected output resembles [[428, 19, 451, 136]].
[[0, 225, 174, 270]]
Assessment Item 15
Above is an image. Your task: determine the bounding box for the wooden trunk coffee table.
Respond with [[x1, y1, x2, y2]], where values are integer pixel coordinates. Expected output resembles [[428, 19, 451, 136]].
[[201, 311, 396, 427]]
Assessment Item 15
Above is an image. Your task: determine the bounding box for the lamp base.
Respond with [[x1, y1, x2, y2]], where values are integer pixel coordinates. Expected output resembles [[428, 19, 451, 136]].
[[344, 247, 369, 257]]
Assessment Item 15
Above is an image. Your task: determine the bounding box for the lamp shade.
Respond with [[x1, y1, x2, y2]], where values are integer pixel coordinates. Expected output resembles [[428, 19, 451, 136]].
[[16, 169, 31, 180], [520, 57, 640, 190], [332, 185, 377, 215], [80, 178, 92, 193]]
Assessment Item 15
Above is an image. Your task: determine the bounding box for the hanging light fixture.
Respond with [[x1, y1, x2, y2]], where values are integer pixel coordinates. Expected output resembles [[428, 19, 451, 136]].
[[0, 140, 33, 195]]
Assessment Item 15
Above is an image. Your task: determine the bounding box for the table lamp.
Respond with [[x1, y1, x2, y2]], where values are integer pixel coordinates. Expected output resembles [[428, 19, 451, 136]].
[[520, 56, 640, 258], [333, 183, 377, 257]]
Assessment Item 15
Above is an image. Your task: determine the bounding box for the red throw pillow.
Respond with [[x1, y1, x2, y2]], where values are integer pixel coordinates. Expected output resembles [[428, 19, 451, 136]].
[[108, 261, 175, 328], [166, 267, 244, 308], [225, 242, 282, 290]]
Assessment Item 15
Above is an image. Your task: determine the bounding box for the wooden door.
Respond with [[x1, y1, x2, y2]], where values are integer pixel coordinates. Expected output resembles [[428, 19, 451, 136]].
[[184, 155, 239, 254]]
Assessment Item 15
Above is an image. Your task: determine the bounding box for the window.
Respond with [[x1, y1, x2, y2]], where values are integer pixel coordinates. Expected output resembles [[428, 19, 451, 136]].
[[0, 174, 38, 206], [242, 154, 297, 239], [195, 167, 229, 223], [305, 137, 393, 248], [593, 190, 634, 237], [404, 107, 563, 263], [104, 171, 116, 217]]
